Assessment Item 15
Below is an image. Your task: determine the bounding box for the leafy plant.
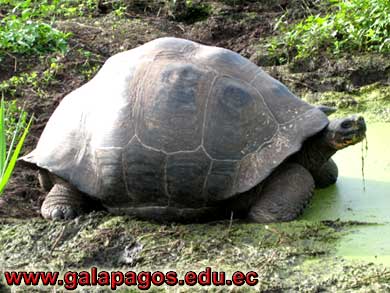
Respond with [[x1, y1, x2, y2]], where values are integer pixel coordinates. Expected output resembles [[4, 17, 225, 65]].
[[0, 16, 70, 59], [268, 0, 390, 62], [0, 72, 40, 99], [0, 0, 73, 60], [0, 97, 33, 195]]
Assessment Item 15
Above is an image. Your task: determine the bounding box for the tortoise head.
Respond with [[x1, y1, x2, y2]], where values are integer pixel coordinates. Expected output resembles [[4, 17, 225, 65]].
[[324, 115, 366, 150]]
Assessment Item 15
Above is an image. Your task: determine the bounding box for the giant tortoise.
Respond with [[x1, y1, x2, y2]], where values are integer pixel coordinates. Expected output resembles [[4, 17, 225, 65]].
[[20, 37, 366, 222]]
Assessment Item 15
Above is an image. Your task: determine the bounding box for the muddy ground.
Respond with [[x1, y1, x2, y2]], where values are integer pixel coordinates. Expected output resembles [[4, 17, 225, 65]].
[[0, 0, 389, 292]]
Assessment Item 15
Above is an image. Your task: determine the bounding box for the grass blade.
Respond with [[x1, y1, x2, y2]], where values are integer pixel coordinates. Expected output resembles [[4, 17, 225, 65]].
[[0, 97, 6, 177], [1, 108, 24, 178], [0, 115, 33, 195]]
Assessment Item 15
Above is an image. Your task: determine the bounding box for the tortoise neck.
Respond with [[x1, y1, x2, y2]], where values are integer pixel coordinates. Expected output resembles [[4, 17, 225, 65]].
[[292, 130, 337, 172]]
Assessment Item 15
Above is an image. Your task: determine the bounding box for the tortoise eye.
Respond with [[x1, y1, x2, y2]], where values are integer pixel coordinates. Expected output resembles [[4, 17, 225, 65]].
[[341, 120, 353, 129]]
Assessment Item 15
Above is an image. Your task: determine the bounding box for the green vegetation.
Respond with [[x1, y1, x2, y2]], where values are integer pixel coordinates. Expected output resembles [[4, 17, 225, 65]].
[[0, 0, 71, 60], [0, 0, 213, 62], [0, 98, 32, 195], [0, 57, 64, 98], [0, 17, 69, 59], [0, 0, 97, 19], [269, 0, 390, 62], [1, 213, 389, 291], [0, 0, 211, 22]]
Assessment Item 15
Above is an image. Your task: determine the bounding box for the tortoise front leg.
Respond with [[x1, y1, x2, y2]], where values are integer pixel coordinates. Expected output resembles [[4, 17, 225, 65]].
[[311, 158, 338, 188], [248, 163, 314, 223], [41, 178, 87, 220]]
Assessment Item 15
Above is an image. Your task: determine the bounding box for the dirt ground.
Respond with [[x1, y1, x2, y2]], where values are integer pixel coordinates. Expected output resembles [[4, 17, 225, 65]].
[[0, 1, 389, 292]]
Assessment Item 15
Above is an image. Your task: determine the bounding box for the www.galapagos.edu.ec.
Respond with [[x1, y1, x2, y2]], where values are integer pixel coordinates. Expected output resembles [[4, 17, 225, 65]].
[[2, 267, 259, 290]]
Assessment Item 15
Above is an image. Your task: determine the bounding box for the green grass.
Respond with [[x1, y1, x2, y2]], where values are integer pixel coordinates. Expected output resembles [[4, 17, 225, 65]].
[[0, 97, 33, 195], [268, 0, 390, 62]]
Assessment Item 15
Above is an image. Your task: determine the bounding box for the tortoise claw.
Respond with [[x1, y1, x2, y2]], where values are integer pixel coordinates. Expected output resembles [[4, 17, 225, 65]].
[[51, 208, 64, 220], [50, 207, 78, 220], [42, 183, 85, 220]]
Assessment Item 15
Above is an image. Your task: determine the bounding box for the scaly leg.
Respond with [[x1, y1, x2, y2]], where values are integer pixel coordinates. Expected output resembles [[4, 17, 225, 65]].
[[248, 163, 314, 223], [41, 179, 87, 220], [311, 158, 338, 188]]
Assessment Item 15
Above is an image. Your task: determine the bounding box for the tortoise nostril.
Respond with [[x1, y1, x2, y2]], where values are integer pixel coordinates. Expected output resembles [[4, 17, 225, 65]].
[[357, 117, 366, 130]]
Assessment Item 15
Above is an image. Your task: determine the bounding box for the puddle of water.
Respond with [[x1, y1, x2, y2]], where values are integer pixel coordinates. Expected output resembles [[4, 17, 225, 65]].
[[301, 123, 390, 264]]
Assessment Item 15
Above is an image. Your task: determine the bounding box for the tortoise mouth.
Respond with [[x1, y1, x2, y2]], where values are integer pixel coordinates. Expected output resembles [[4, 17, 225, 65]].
[[337, 130, 366, 148], [328, 115, 366, 150]]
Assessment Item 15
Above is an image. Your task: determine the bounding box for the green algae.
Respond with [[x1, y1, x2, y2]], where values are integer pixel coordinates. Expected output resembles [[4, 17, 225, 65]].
[[0, 213, 342, 291], [0, 213, 388, 291], [0, 215, 335, 271], [304, 83, 390, 123], [302, 123, 390, 265]]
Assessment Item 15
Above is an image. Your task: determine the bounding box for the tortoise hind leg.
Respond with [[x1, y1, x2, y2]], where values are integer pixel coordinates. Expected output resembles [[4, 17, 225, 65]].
[[248, 163, 314, 223], [311, 158, 338, 188], [41, 178, 87, 220]]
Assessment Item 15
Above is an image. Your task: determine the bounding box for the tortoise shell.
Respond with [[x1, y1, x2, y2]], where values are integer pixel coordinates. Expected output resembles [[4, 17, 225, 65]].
[[21, 37, 329, 208]]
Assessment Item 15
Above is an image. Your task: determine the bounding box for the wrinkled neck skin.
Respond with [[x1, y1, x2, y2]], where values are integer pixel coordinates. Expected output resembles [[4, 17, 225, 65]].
[[291, 129, 337, 173]]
